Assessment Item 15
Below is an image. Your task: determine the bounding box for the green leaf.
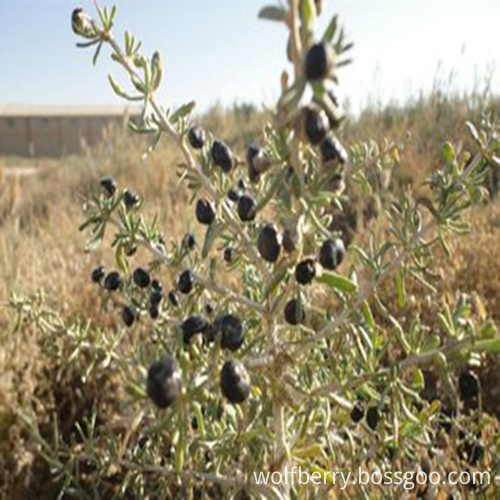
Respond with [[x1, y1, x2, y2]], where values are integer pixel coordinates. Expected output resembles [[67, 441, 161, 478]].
[[170, 101, 196, 125], [362, 300, 376, 331], [202, 222, 219, 259], [442, 141, 455, 163], [322, 14, 338, 43], [474, 338, 500, 354], [395, 266, 406, 308], [258, 5, 287, 22], [317, 271, 358, 294]]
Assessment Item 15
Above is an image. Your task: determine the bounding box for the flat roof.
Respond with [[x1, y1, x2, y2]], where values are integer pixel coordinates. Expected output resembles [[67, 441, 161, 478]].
[[0, 103, 141, 117]]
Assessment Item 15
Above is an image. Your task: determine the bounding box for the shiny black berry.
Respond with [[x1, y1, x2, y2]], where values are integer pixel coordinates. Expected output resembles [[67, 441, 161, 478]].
[[459, 371, 480, 401], [91, 266, 105, 284], [305, 42, 333, 81], [149, 303, 160, 320], [227, 188, 240, 202], [196, 198, 216, 225], [366, 406, 379, 430], [295, 259, 316, 285], [319, 238, 345, 270], [257, 223, 281, 263], [237, 194, 257, 222], [168, 291, 179, 307], [122, 305, 136, 327], [183, 232, 196, 250], [150, 289, 163, 306], [284, 299, 305, 325], [147, 355, 182, 409], [320, 135, 348, 165], [212, 140, 234, 173], [220, 360, 251, 404], [104, 271, 121, 291], [246, 144, 261, 183], [100, 176, 117, 197], [123, 188, 140, 209], [182, 315, 209, 345], [224, 247, 234, 264], [304, 106, 328, 145], [188, 126, 205, 149], [350, 402, 364, 423], [178, 270, 195, 294], [218, 314, 244, 352], [133, 267, 151, 289]]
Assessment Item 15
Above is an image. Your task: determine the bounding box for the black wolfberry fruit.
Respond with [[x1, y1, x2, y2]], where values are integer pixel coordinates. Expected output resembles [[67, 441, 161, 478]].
[[205, 303, 214, 315], [149, 303, 160, 320], [257, 223, 281, 263], [122, 305, 136, 327], [133, 267, 151, 289], [319, 238, 345, 270], [124, 244, 137, 257], [246, 144, 261, 183], [220, 360, 250, 404], [183, 232, 196, 250], [182, 315, 209, 345], [224, 247, 234, 264], [305, 42, 333, 81], [237, 194, 257, 222], [238, 178, 246, 191], [295, 259, 316, 285], [218, 314, 244, 351], [188, 126, 205, 149], [122, 188, 140, 209], [146, 355, 182, 409], [150, 289, 163, 306], [227, 188, 240, 202], [212, 140, 234, 173], [168, 291, 179, 307], [151, 279, 162, 291], [366, 406, 379, 430], [178, 270, 195, 294], [461, 439, 484, 466], [284, 299, 305, 325], [196, 198, 216, 225], [91, 266, 105, 284], [350, 402, 364, 423], [104, 271, 121, 291], [100, 176, 117, 197], [304, 106, 328, 145], [459, 371, 480, 401], [320, 135, 348, 165]]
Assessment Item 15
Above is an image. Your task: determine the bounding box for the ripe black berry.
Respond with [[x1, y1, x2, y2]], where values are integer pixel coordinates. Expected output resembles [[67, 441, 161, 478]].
[[257, 223, 281, 263], [218, 314, 244, 352], [205, 303, 214, 315], [91, 266, 105, 284], [146, 355, 182, 409], [183, 232, 196, 250], [459, 371, 480, 401], [320, 135, 348, 165], [319, 238, 345, 270], [295, 259, 316, 285], [182, 315, 209, 345], [246, 144, 261, 183], [104, 271, 121, 291], [133, 267, 151, 289], [350, 402, 364, 423], [149, 303, 160, 320], [150, 287, 163, 306], [168, 291, 179, 307], [212, 140, 234, 173], [284, 299, 305, 325], [196, 198, 216, 225], [220, 360, 251, 404], [224, 247, 234, 264], [305, 42, 333, 81], [227, 188, 240, 202], [366, 406, 379, 430], [122, 305, 136, 327], [188, 126, 205, 149], [237, 194, 257, 222], [304, 106, 328, 145], [178, 270, 195, 294], [122, 188, 140, 209], [100, 176, 117, 197]]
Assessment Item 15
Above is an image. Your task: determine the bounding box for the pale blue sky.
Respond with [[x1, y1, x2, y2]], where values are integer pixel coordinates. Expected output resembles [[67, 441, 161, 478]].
[[0, 0, 499, 114]]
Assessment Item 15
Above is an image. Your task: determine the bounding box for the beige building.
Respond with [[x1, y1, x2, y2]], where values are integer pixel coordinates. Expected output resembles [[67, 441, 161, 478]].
[[0, 104, 138, 158]]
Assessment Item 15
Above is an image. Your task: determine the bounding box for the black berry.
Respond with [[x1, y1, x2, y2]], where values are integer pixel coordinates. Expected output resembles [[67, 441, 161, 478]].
[[104, 271, 121, 291], [205, 303, 214, 315], [182, 315, 209, 345], [295, 259, 316, 285], [100, 176, 117, 197], [284, 299, 305, 325], [150, 289, 163, 306], [366, 406, 379, 430], [183, 232, 196, 250], [133, 267, 151, 289], [319, 238, 345, 270], [188, 126, 205, 149], [227, 188, 240, 202], [151, 279, 162, 291], [149, 303, 160, 320], [122, 305, 136, 327], [305, 42, 333, 81], [168, 291, 179, 307], [237, 194, 257, 222], [218, 314, 244, 352], [122, 188, 140, 209], [320, 135, 348, 165], [350, 402, 364, 423], [224, 247, 234, 264], [459, 371, 480, 401], [91, 266, 105, 284], [220, 360, 251, 404], [146, 355, 182, 409], [257, 223, 281, 263], [212, 140, 234, 173], [304, 106, 328, 145], [196, 198, 216, 225], [246, 144, 261, 183], [178, 270, 195, 294]]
